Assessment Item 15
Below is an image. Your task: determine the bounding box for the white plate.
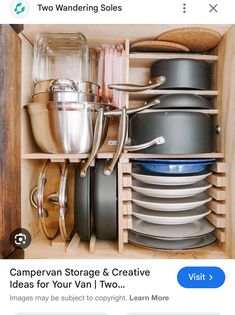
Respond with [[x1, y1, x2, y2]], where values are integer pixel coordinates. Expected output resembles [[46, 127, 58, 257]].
[[128, 231, 216, 250], [131, 180, 212, 198], [132, 193, 212, 211], [131, 217, 215, 239], [132, 205, 211, 225], [131, 169, 212, 186]]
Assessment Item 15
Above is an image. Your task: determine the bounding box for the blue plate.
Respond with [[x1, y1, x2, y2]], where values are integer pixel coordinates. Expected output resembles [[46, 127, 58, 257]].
[[131, 159, 216, 175]]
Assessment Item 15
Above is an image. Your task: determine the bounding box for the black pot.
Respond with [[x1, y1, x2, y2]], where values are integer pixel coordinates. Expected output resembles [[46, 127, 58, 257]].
[[151, 59, 211, 90], [129, 111, 213, 154], [153, 94, 212, 109]]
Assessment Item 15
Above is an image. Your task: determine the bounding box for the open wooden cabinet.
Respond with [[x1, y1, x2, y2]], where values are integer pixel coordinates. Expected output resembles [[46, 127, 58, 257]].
[[1, 24, 235, 259]]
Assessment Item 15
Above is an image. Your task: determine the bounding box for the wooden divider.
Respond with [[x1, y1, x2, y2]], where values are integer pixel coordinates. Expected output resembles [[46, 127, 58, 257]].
[[89, 234, 96, 254], [66, 234, 80, 253], [49, 232, 98, 254], [207, 162, 227, 243], [207, 200, 226, 214], [207, 213, 226, 228], [207, 174, 226, 187], [207, 187, 226, 201], [214, 229, 226, 243]]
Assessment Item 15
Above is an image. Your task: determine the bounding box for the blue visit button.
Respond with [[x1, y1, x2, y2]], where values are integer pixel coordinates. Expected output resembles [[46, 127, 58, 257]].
[[177, 266, 225, 288]]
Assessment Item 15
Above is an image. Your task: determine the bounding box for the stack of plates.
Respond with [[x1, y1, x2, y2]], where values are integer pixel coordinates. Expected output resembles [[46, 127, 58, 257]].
[[132, 192, 212, 211], [131, 216, 215, 238], [131, 180, 212, 198], [131, 159, 216, 175], [131, 169, 212, 186], [132, 205, 211, 225], [128, 164, 215, 250], [129, 230, 216, 250]]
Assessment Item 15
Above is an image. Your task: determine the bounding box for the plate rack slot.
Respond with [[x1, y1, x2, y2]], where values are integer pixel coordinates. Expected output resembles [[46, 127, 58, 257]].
[[119, 160, 228, 251], [206, 162, 226, 243]]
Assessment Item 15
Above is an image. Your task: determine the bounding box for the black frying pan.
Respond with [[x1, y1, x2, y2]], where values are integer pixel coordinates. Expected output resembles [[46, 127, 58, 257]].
[[93, 160, 118, 240], [74, 165, 94, 242]]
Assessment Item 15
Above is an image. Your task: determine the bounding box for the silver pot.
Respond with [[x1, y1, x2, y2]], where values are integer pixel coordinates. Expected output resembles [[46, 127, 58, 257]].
[[24, 101, 112, 154], [33, 91, 100, 103], [33, 79, 101, 103]]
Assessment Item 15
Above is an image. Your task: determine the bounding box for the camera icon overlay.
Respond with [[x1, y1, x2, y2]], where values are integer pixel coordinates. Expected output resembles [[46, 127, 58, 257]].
[[10, 228, 31, 249]]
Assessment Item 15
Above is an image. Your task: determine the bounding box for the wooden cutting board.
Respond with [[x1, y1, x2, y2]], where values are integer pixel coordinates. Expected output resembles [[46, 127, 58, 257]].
[[130, 40, 190, 53], [157, 27, 221, 52]]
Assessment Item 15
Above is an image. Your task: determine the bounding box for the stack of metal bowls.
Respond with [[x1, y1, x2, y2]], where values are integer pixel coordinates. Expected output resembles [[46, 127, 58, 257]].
[[24, 33, 113, 154], [25, 79, 110, 154]]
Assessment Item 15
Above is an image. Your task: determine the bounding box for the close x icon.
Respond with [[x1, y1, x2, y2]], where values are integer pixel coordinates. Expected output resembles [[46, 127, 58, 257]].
[[209, 3, 218, 13]]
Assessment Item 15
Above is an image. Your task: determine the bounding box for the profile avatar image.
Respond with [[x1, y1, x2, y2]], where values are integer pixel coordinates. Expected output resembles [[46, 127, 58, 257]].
[[11, 0, 30, 18], [14, 2, 26, 15]]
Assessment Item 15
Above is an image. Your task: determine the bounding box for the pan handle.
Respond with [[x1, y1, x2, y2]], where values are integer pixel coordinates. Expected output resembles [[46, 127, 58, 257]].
[[124, 136, 165, 152], [126, 99, 160, 115], [29, 186, 39, 210], [103, 108, 127, 176], [30, 188, 59, 208], [80, 108, 104, 177], [104, 98, 160, 117], [102, 99, 163, 175], [108, 76, 165, 92], [58, 161, 72, 242], [47, 193, 59, 205]]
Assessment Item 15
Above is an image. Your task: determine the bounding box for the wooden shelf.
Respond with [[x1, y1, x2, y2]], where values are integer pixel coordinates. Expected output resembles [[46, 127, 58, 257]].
[[24, 232, 229, 259], [97, 152, 115, 159], [130, 53, 218, 68], [22, 152, 116, 161], [121, 153, 224, 160], [22, 153, 89, 161], [22, 152, 224, 161], [129, 90, 218, 101]]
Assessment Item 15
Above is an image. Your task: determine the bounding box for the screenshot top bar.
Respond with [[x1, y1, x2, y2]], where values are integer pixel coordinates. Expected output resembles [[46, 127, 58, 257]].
[[2, 0, 234, 24]]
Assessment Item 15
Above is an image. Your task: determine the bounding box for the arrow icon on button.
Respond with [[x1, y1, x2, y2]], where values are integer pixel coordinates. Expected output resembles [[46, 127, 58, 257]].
[[209, 274, 213, 280]]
